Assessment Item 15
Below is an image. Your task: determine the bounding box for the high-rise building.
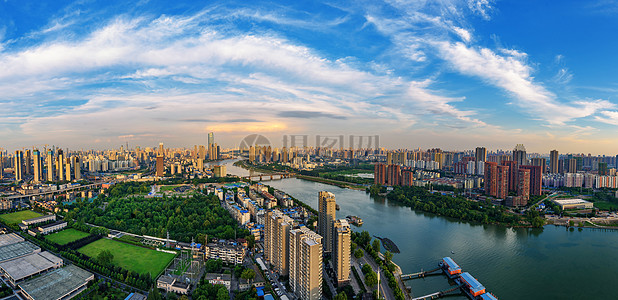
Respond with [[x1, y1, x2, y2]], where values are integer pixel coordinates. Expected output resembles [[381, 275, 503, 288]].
[[249, 146, 256, 162], [549, 150, 559, 174], [568, 158, 577, 173], [484, 162, 498, 197], [46, 150, 54, 182], [599, 162, 608, 176], [158, 143, 164, 157], [531, 158, 546, 174], [25, 149, 32, 175], [14, 150, 23, 182], [213, 165, 227, 177], [318, 191, 336, 254], [501, 160, 517, 192], [496, 165, 509, 199], [73, 156, 81, 180], [208, 132, 214, 148], [386, 164, 401, 186], [475, 147, 487, 163], [519, 165, 542, 196], [57, 149, 64, 181], [265, 210, 294, 276], [33, 149, 41, 183], [401, 169, 414, 186], [289, 226, 323, 300], [512, 144, 527, 167], [374, 163, 386, 185], [333, 219, 351, 285], [65, 157, 72, 181], [517, 168, 530, 205], [156, 155, 164, 177], [0, 151, 3, 180]]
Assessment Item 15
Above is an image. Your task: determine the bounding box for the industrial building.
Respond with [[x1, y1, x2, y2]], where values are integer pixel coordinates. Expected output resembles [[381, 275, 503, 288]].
[[0, 233, 24, 247], [19, 264, 94, 300], [552, 199, 594, 210], [0, 241, 41, 263], [21, 214, 56, 226], [0, 251, 63, 286]]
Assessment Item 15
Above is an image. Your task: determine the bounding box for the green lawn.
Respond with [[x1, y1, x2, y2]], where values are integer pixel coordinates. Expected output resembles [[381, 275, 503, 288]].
[[45, 229, 90, 245], [78, 238, 175, 278], [160, 185, 179, 191], [0, 210, 42, 224]]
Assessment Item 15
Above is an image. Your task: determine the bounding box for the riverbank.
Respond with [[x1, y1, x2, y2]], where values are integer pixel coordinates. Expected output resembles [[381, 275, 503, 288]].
[[295, 175, 366, 190]]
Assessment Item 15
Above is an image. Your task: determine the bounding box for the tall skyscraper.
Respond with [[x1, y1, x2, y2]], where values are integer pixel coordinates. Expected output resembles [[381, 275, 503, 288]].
[[265, 210, 294, 276], [14, 150, 23, 182], [318, 191, 336, 254], [512, 144, 527, 167], [520, 165, 542, 196], [73, 156, 81, 180], [57, 149, 64, 181], [289, 226, 323, 300], [517, 168, 530, 206], [0, 151, 3, 180], [475, 147, 487, 163], [208, 132, 214, 147], [531, 158, 546, 174], [158, 143, 164, 157], [46, 150, 54, 182], [496, 165, 509, 199], [156, 155, 164, 177], [65, 157, 72, 181], [333, 219, 351, 285], [484, 162, 498, 197], [549, 150, 559, 174], [501, 160, 517, 192], [568, 158, 577, 173], [33, 149, 41, 183], [25, 149, 32, 175], [374, 163, 386, 185]]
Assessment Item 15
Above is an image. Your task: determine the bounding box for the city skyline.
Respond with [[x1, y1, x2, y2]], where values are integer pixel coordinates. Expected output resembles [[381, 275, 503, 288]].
[[1, 1, 618, 153]]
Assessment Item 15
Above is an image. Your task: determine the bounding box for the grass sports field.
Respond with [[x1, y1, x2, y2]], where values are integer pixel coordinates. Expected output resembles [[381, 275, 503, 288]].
[[78, 238, 175, 278], [45, 229, 90, 245], [0, 210, 42, 224]]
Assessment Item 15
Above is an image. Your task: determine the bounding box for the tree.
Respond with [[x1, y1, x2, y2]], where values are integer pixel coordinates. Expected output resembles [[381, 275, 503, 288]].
[[216, 287, 229, 300], [241, 269, 255, 281], [245, 234, 255, 249], [179, 296, 189, 300], [97, 250, 114, 266], [334, 292, 348, 300], [365, 271, 378, 287], [384, 251, 393, 263], [354, 249, 364, 259], [372, 239, 381, 253], [147, 288, 162, 300]]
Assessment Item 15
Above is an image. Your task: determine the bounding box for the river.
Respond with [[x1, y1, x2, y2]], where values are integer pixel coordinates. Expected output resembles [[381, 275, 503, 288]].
[[213, 159, 618, 300]]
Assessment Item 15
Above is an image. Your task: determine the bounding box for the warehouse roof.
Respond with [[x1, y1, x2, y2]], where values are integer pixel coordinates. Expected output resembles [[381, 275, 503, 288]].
[[0, 251, 63, 282], [0, 233, 24, 247], [0, 241, 40, 263], [19, 265, 93, 300]]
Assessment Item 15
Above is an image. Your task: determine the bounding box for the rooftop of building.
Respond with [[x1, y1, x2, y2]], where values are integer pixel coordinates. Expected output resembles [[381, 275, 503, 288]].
[[39, 220, 67, 229], [22, 214, 55, 223], [205, 273, 232, 281], [0, 233, 24, 247], [0, 241, 40, 263], [19, 265, 93, 300], [553, 198, 591, 205], [157, 275, 175, 285], [0, 251, 63, 281]]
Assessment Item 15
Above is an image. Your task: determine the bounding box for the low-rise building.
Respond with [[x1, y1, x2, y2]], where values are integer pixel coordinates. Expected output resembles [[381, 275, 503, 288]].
[[0, 251, 63, 286], [552, 199, 594, 210], [21, 214, 56, 226], [156, 275, 190, 294], [205, 273, 232, 291], [28, 221, 67, 236], [204, 240, 246, 265]]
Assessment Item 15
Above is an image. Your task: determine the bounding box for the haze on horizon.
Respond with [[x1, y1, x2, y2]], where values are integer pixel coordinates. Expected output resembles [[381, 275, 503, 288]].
[[1, 0, 618, 154]]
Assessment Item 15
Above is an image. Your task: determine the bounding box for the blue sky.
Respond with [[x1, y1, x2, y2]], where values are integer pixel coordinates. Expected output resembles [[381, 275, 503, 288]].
[[1, 0, 617, 153]]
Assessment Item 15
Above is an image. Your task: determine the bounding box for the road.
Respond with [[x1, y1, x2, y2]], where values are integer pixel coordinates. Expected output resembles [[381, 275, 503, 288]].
[[354, 248, 395, 300]]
